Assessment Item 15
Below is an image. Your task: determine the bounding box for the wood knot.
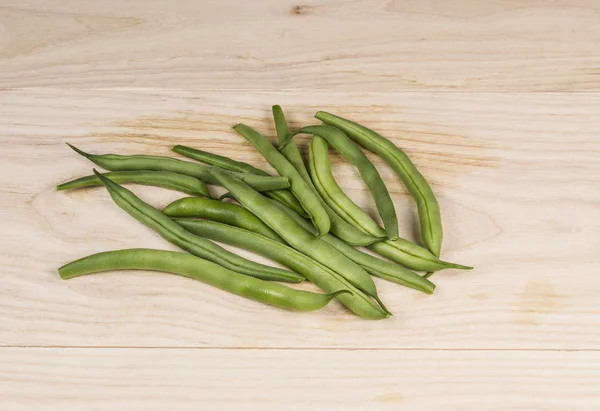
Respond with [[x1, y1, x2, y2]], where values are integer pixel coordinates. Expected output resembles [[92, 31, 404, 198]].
[[292, 5, 310, 15]]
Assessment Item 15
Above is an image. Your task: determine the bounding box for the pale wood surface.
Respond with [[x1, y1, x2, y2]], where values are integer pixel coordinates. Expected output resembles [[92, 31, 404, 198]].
[[2, 349, 599, 411], [1, 0, 600, 91], [1, 1, 599, 409]]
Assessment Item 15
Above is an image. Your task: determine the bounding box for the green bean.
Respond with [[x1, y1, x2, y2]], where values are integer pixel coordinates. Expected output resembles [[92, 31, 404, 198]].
[[273, 198, 467, 274], [272, 105, 381, 246], [233, 124, 330, 237], [269, 200, 435, 293], [175, 220, 388, 319], [309, 135, 387, 239], [173, 144, 307, 217], [369, 238, 472, 272], [282, 125, 398, 240], [91, 170, 304, 283], [163, 197, 283, 242], [66, 144, 289, 192], [59, 249, 346, 312], [314, 112, 443, 256], [173, 145, 266, 174], [208, 167, 389, 314], [57, 170, 210, 197]]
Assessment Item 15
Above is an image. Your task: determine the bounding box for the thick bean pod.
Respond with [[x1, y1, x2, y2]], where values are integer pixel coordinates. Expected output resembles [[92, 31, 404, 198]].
[[67, 144, 289, 192], [314, 111, 443, 256], [233, 124, 330, 236], [282, 124, 398, 240], [272, 105, 380, 246], [309, 135, 387, 238], [208, 168, 389, 313], [173, 144, 307, 216], [57, 170, 210, 197], [163, 197, 283, 242], [59, 249, 345, 312], [175, 220, 388, 319], [92, 170, 303, 283], [369, 239, 472, 272]]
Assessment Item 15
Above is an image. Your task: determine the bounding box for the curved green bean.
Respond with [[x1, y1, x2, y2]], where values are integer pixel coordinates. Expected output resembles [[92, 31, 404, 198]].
[[67, 144, 289, 192], [233, 124, 330, 237], [91, 170, 304, 283], [173, 145, 265, 174], [282, 125, 398, 240], [208, 167, 389, 314], [269, 200, 435, 293], [309, 135, 387, 239], [369, 238, 472, 272], [57, 170, 210, 197], [163, 197, 283, 242], [59, 249, 346, 312], [272, 105, 381, 246], [314, 112, 443, 256], [173, 144, 307, 217], [175, 220, 388, 319]]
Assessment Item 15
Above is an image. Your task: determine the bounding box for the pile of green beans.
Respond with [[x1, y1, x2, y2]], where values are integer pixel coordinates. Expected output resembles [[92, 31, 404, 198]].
[[57, 105, 472, 319]]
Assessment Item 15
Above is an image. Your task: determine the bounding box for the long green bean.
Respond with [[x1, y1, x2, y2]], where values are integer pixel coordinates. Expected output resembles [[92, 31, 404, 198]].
[[67, 144, 289, 192], [269, 200, 435, 293], [59, 249, 345, 312], [314, 111, 443, 256], [369, 238, 472, 272], [92, 169, 303, 283], [272, 105, 381, 246], [57, 170, 210, 197], [282, 124, 398, 240], [208, 167, 389, 313], [308, 135, 387, 238], [233, 124, 330, 237], [175, 220, 389, 319]]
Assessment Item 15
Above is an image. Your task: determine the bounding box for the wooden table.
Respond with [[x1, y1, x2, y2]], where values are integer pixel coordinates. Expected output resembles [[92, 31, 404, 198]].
[[1, 1, 599, 409]]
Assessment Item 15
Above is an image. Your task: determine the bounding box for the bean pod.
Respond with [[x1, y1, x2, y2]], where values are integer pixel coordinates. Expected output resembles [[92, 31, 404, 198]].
[[59, 249, 346, 312], [92, 169, 303, 283], [67, 144, 289, 192], [314, 112, 443, 256], [233, 124, 330, 237], [175, 220, 389, 319], [272, 105, 381, 246], [57, 170, 210, 197]]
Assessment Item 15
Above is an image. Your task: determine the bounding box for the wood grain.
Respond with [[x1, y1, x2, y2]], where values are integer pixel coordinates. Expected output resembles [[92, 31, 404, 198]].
[[2, 1, 599, 407], [1, 89, 599, 349], [1, 348, 599, 410], [1, 0, 600, 91]]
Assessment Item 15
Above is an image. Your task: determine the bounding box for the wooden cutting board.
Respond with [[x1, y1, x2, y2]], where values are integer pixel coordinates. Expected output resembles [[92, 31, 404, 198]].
[[1, 1, 599, 409]]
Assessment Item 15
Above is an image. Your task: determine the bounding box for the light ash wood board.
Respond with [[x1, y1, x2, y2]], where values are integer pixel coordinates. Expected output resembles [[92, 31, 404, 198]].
[[1, 1, 599, 410]]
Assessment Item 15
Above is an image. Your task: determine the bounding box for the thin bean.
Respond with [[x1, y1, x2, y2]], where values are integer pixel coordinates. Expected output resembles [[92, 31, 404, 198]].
[[309, 135, 387, 238], [175, 220, 388, 319], [67, 143, 289, 192], [173, 145, 266, 174], [369, 238, 472, 272], [173, 144, 307, 216], [314, 111, 443, 256], [272, 105, 380, 246], [208, 167, 389, 314], [163, 197, 283, 242], [92, 170, 304, 283], [282, 125, 398, 240], [270, 200, 435, 293], [57, 170, 210, 197], [59, 249, 346, 312], [233, 124, 330, 237]]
